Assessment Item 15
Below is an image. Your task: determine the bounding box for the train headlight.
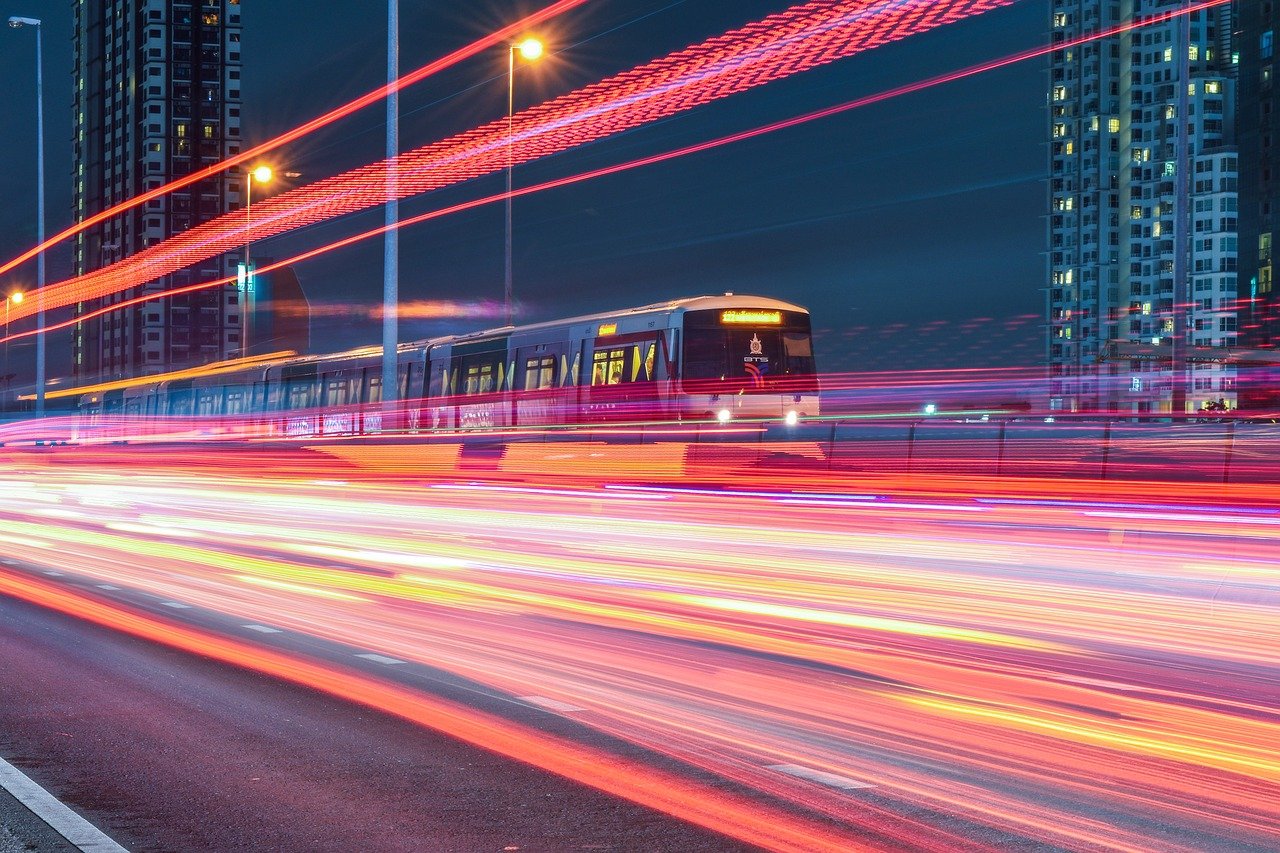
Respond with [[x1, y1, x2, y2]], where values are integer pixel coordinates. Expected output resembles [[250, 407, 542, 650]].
[[716, 408, 732, 424], [784, 410, 798, 426]]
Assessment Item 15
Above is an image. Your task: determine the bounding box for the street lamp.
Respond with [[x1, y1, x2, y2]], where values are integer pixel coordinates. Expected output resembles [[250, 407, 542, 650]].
[[242, 165, 274, 356], [4, 291, 23, 410], [382, 0, 399, 418], [506, 36, 544, 327], [244, 164, 273, 268], [8, 16, 46, 418]]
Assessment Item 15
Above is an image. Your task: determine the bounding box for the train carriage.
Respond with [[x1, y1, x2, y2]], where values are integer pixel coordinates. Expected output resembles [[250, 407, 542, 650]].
[[78, 294, 819, 434]]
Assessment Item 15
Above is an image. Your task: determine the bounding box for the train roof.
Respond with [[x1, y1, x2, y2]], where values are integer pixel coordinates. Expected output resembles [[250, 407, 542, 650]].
[[410, 294, 810, 348], [77, 294, 811, 399]]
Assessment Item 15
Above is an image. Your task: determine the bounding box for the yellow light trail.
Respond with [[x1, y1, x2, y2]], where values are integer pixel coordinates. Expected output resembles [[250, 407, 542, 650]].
[[0, 449, 1277, 850]]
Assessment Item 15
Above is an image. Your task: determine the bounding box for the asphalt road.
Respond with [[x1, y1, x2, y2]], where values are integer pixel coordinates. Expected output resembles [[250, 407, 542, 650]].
[[0, 594, 755, 853]]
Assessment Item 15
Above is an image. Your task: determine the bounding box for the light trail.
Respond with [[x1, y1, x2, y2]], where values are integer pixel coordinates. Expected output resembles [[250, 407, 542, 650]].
[[0, 0, 1232, 351], [8, 0, 1021, 325], [0, 450, 1277, 849], [0, 0, 594, 282]]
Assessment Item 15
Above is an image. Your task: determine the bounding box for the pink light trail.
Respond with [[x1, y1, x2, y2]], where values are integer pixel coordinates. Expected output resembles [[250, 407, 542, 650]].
[[2, 0, 1231, 348], [8, 0, 1020, 325]]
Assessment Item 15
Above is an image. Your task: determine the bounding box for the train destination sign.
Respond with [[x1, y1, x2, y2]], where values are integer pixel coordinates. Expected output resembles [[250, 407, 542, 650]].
[[721, 310, 782, 325]]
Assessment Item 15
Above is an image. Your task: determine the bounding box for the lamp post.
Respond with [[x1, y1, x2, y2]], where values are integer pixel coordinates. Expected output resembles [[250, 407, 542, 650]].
[[8, 16, 45, 417], [506, 37, 544, 328], [4, 291, 23, 411], [243, 165, 273, 356], [382, 0, 399, 418]]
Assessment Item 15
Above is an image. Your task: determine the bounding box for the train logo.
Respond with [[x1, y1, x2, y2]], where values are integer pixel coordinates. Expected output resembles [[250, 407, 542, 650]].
[[744, 362, 769, 387], [749, 334, 764, 356]]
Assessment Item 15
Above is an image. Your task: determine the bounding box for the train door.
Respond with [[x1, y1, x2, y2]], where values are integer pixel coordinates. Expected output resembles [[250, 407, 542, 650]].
[[167, 381, 195, 418], [449, 337, 510, 429], [579, 332, 661, 422], [513, 342, 566, 427], [424, 345, 454, 431]]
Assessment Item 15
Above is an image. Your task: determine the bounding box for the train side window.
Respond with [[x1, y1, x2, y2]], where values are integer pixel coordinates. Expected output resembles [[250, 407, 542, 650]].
[[782, 332, 815, 373], [197, 390, 220, 416], [169, 388, 194, 417], [398, 363, 415, 400], [465, 364, 495, 394], [367, 376, 383, 405], [564, 353, 579, 387], [591, 348, 626, 386], [429, 364, 447, 397], [265, 380, 283, 410], [326, 376, 349, 407], [287, 378, 315, 410], [628, 343, 657, 381], [226, 390, 245, 415], [524, 356, 555, 390]]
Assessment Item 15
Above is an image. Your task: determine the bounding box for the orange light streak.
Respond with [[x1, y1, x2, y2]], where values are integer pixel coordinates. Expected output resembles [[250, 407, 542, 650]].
[[0, 448, 1278, 849], [0, 0, 1232, 360], [28, 351, 295, 402], [9, 0, 1022, 324], [0, 0, 594, 281], [0, 568, 894, 853]]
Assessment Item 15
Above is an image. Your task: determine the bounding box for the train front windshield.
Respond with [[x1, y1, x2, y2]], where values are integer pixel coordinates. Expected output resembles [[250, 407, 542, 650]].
[[682, 308, 817, 390]]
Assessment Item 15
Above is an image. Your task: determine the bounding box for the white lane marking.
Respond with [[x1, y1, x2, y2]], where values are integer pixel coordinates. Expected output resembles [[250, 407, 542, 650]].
[[42, 570, 64, 576], [160, 601, 190, 609], [0, 753, 130, 853], [768, 764, 875, 791], [242, 624, 282, 634], [780, 499, 983, 512], [1084, 510, 1280, 525], [355, 653, 405, 666], [1056, 674, 1139, 692], [95, 585, 120, 591], [0, 559, 17, 565], [520, 696, 587, 714]]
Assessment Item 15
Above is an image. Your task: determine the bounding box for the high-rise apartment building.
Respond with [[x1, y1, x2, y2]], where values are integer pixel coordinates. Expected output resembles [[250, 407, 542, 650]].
[[71, 0, 246, 382], [1047, 0, 1125, 412], [1239, 1, 1279, 358], [1048, 0, 1239, 414]]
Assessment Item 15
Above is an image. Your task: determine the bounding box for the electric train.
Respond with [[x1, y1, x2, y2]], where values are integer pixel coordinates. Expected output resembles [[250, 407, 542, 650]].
[[79, 294, 819, 434]]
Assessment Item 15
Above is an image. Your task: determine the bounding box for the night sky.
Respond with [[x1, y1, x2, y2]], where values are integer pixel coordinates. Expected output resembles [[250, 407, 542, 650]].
[[0, 0, 1049, 381]]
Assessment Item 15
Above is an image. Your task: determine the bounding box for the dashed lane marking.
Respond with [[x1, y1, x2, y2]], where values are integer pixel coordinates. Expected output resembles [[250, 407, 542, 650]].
[[768, 764, 876, 791], [0, 753, 130, 852], [160, 601, 191, 609], [355, 653, 405, 666], [242, 624, 283, 634], [96, 585, 120, 591], [520, 696, 587, 714]]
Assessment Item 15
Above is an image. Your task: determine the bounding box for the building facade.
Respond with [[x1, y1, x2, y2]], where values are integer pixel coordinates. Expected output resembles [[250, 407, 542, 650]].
[[72, 0, 246, 382], [1239, 1, 1279, 357], [1048, 0, 1239, 413]]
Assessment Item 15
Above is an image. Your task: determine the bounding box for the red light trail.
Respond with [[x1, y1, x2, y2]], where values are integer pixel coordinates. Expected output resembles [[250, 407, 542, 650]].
[[7, 0, 1022, 326], [0, 451, 1276, 850], [0, 0, 594, 282], [1, 0, 1231, 349]]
